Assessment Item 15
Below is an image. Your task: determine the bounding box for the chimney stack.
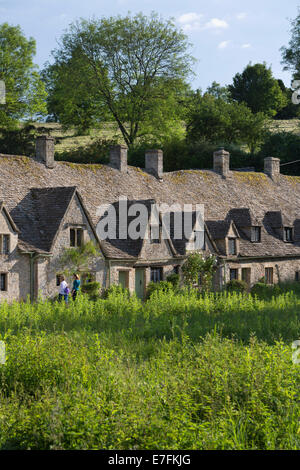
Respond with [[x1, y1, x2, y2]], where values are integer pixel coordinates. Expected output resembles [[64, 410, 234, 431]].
[[36, 135, 55, 169], [145, 149, 163, 179], [213, 148, 230, 178], [264, 157, 280, 180], [110, 144, 128, 172]]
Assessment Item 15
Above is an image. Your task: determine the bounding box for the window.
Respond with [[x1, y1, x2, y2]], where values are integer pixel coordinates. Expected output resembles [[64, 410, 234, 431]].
[[265, 267, 273, 284], [150, 267, 163, 283], [0, 273, 7, 291], [228, 238, 237, 255], [0, 234, 10, 254], [242, 268, 251, 285], [284, 227, 293, 242], [70, 228, 83, 247], [295, 271, 300, 282], [251, 226, 261, 243], [230, 269, 238, 280]]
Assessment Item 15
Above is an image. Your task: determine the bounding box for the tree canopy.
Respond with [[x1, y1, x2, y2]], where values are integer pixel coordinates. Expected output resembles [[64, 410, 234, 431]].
[[43, 12, 194, 146], [228, 63, 287, 117], [0, 23, 47, 130], [186, 92, 267, 153], [281, 10, 300, 78]]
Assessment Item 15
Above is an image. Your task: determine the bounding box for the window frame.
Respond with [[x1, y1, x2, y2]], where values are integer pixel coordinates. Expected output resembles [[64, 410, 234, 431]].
[[70, 228, 84, 247], [0, 273, 8, 291], [229, 268, 238, 280], [150, 267, 163, 283], [251, 226, 261, 243], [284, 227, 293, 243], [228, 238, 237, 256], [0, 234, 10, 254], [265, 267, 274, 285]]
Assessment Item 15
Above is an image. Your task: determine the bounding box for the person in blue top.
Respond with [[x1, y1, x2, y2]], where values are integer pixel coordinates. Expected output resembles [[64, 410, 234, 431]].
[[71, 273, 81, 301]]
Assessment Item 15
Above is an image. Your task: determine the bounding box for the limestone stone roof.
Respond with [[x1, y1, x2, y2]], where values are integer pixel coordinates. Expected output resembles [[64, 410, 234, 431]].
[[1, 154, 300, 258]]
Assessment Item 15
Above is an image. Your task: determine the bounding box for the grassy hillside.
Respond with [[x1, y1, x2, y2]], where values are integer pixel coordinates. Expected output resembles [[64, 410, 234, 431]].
[[30, 119, 300, 157], [0, 289, 300, 450]]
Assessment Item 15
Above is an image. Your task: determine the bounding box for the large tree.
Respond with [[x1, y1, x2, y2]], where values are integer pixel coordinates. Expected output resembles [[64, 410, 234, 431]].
[[43, 12, 194, 146], [186, 92, 267, 153], [0, 23, 47, 129], [281, 10, 300, 77], [228, 63, 287, 117]]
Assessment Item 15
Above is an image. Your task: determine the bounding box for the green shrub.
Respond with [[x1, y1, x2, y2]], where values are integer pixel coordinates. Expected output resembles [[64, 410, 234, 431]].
[[166, 273, 180, 288], [101, 284, 130, 299], [226, 279, 248, 293], [146, 281, 173, 299], [81, 281, 100, 300]]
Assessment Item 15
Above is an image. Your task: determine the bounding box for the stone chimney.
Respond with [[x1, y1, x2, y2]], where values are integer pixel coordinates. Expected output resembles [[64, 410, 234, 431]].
[[264, 157, 280, 180], [213, 148, 230, 178], [36, 135, 55, 169], [145, 149, 163, 179], [110, 144, 128, 172]]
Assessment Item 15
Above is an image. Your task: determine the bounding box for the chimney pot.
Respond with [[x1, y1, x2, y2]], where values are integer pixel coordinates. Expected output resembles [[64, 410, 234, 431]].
[[213, 148, 230, 177], [35, 135, 55, 169], [145, 149, 163, 179], [264, 157, 280, 180], [110, 144, 128, 172]]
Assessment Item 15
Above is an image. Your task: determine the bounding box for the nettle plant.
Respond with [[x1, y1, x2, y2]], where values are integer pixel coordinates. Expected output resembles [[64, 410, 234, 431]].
[[182, 252, 217, 292]]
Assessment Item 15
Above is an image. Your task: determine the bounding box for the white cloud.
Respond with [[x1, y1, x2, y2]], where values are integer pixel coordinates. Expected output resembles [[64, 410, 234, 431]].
[[241, 43, 251, 48], [236, 12, 247, 20], [177, 12, 203, 32], [204, 18, 229, 30], [177, 13, 228, 32], [218, 40, 230, 49]]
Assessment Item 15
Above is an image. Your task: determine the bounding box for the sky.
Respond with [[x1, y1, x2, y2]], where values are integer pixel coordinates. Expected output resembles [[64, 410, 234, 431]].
[[0, 0, 299, 91]]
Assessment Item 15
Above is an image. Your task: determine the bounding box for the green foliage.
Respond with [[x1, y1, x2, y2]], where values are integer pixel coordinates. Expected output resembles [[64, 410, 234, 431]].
[[281, 10, 300, 76], [228, 63, 287, 117], [226, 279, 248, 293], [146, 281, 174, 299], [81, 281, 100, 300], [0, 124, 37, 155], [186, 92, 267, 153], [257, 131, 300, 175], [0, 290, 300, 449], [55, 137, 117, 164], [42, 12, 194, 146], [101, 284, 130, 299], [129, 138, 258, 172], [182, 253, 217, 291], [59, 241, 101, 276], [0, 23, 47, 129], [166, 273, 180, 288]]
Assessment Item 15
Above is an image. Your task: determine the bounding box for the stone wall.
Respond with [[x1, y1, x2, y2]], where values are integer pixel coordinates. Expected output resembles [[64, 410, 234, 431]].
[[35, 194, 106, 299]]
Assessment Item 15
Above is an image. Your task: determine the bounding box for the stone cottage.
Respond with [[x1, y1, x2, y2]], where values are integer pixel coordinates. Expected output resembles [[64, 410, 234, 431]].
[[1, 135, 300, 301]]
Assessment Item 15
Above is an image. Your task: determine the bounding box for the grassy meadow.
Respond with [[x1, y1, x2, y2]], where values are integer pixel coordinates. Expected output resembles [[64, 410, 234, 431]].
[[0, 288, 300, 450]]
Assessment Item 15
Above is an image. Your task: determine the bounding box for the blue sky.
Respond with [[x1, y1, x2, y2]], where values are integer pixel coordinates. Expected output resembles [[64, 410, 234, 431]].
[[0, 0, 299, 90]]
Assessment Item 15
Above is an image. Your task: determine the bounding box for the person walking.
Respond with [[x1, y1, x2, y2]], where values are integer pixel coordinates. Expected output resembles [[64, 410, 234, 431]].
[[58, 275, 70, 304], [71, 273, 81, 301]]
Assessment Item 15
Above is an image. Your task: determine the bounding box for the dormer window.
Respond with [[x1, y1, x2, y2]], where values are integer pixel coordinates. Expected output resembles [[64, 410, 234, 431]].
[[70, 228, 83, 247], [0, 235, 10, 254], [251, 226, 261, 243], [284, 227, 293, 242], [228, 238, 237, 255]]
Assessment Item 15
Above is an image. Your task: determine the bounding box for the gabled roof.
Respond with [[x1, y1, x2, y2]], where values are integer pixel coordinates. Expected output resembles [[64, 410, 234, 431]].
[[2, 154, 300, 259], [226, 208, 261, 227], [99, 199, 176, 259], [10, 187, 101, 254], [0, 201, 20, 233]]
